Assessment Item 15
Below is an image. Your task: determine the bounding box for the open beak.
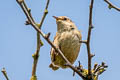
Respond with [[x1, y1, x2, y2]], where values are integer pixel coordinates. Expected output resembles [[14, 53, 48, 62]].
[[53, 16, 60, 21]]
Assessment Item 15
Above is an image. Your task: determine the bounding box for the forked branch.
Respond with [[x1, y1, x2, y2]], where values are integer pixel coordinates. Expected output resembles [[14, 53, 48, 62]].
[[104, 0, 120, 12], [17, 0, 49, 80]]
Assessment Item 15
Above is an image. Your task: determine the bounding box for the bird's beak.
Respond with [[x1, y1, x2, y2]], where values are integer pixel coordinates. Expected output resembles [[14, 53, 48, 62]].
[[53, 16, 60, 21]]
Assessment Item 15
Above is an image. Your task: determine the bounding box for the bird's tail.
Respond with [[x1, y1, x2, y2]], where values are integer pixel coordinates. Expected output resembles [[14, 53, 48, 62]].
[[49, 63, 59, 71]]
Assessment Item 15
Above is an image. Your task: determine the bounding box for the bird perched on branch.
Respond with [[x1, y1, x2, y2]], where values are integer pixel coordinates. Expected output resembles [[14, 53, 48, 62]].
[[49, 16, 82, 70]]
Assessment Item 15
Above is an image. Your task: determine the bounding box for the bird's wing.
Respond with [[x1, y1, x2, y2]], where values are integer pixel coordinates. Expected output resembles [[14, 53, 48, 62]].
[[76, 30, 82, 41], [50, 32, 60, 62]]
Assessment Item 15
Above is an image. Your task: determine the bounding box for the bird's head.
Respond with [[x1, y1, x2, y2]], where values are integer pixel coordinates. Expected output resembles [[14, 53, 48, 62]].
[[53, 16, 77, 32]]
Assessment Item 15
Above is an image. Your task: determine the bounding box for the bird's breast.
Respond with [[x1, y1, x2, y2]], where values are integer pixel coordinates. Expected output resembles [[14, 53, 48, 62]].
[[58, 31, 81, 64]]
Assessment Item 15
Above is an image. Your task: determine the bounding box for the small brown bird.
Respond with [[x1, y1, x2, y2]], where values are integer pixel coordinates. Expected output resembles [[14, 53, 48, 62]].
[[49, 16, 82, 70]]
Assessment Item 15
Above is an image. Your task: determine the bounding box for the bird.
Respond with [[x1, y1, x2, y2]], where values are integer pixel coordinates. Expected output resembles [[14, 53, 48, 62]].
[[49, 16, 82, 70]]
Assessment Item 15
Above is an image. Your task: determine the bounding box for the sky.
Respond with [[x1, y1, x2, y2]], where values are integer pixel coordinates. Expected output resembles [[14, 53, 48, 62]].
[[0, 0, 120, 80]]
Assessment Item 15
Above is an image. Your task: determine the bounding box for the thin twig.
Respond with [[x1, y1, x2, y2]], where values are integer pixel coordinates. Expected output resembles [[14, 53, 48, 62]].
[[16, 0, 85, 79], [79, 0, 94, 77], [22, 0, 35, 23], [38, 0, 49, 28], [1, 68, 9, 80], [79, 40, 87, 44], [94, 62, 108, 75], [31, 33, 41, 76], [16, 0, 49, 79], [31, 0, 50, 77], [32, 0, 50, 76], [104, 0, 120, 12], [87, 0, 94, 76]]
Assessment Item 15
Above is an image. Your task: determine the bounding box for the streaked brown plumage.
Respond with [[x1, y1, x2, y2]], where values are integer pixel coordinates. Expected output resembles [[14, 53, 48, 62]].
[[49, 16, 82, 70]]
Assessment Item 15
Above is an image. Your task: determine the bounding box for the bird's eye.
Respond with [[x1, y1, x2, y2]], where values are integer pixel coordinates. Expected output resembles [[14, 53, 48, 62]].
[[63, 18, 67, 20]]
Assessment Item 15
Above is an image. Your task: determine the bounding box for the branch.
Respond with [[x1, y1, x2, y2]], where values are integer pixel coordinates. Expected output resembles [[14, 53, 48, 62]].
[[32, 1, 50, 76], [78, 1, 94, 77], [87, 0, 94, 76], [16, 0, 49, 80], [16, 0, 85, 79], [104, 0, 120, 12], [93, 62, 108, 76], [1, 68, 9, 80], [31, 0, 49, 78], [80, 0, 108, 79], [22, 0, 35, 23], [38, 0, 49, 28]]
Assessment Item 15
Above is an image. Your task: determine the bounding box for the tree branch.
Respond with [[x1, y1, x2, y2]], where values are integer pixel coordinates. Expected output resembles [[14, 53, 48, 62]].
[[16, 0, 49, 80], [78, 0, 94, 77], [38, 0, 49, 28], [1, 68, 9, 80], [31, 0, 49, 78], [22, 0, 35, 23], [87, 0, 94, 76], [104, 0, 120, 12]]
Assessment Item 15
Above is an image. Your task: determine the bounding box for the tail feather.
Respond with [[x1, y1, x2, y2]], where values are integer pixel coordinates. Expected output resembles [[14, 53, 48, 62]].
[[49, 63, 59, 71]]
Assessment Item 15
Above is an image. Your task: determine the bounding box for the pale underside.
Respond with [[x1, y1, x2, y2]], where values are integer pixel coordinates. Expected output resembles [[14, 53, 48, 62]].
[[50, 29, 82, 70]]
